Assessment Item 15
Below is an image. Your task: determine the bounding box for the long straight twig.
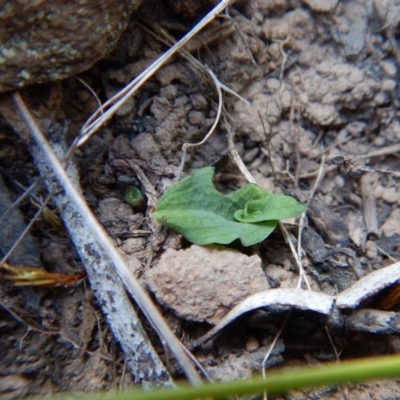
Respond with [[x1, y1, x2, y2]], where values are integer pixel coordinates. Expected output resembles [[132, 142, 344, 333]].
[[12, 92, 202, 386]]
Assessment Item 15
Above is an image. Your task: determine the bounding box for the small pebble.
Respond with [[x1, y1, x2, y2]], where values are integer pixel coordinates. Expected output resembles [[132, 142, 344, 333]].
[[381, 79, 396, 92], [245, 336, 260, 353], [335, 175, 345, 188], [365, 240, 378, 259], [303, 0, 339, 12], [266, 78, 281, 92], [283, 258, 292, 271], [381, 60, 397, 77]]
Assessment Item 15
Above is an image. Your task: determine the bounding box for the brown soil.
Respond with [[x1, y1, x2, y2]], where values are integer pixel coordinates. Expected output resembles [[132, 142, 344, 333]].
[[1, 0, 400, 398]]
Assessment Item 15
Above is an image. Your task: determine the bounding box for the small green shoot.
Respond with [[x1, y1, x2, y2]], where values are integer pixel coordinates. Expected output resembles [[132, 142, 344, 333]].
[[151, 167, 306, 246], [125, 186, 145, 208]]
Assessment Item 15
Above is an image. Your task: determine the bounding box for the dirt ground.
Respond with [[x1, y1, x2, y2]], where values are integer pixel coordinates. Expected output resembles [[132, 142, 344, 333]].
[[1, 0, 400, 398]]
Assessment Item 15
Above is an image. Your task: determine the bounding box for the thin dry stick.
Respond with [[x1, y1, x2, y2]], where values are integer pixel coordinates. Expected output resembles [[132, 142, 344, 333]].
[[258, 111, 277, 183], [221, 10, 263, 78], [354, 143, 400, 160], [76, 0, 236, 148], [359, 166, 400, 178], [373, 242, 398, 263], [296, 154, 326, 265], [274, 35, 291, 89], [0, 180, 39, 226], [76, 77, 104, 114], [360, 172, 380, 237], [324, 325, 340, 362], [279, 222, 311, 290], [262, 312, 291, 400], [290, 105, 301, 186], [0, 189, 54, 266], [12, 92, 201, 386], [313, 135, 353, 158], [224, 117, 256, 184], [176, 67, 223, 180], [296, 155, 342, 361]]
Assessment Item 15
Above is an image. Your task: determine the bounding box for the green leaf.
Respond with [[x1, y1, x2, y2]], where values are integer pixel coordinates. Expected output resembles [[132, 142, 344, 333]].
[[151, 167, 305, 246], [234, 194, 307, 223]]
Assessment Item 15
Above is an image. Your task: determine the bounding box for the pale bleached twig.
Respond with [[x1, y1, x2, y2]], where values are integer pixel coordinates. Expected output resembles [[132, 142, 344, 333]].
[[76, 77, 104, 114], [12, 92, 202, 387]]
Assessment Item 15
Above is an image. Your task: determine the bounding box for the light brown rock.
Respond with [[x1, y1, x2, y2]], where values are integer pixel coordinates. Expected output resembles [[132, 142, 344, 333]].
[[303, 0, 338, 13], [145, 245, 269, 324]]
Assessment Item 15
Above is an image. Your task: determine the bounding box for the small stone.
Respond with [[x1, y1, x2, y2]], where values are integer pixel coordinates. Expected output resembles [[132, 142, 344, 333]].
[[245, 336, 260, 352], [381, 187, 400, 204], [380, 209, 400, 238], [304, 102, 338, 126], [190, 93, 208, 110], [266, 78, 281, 92], [188, 110, 204, 126], [365, 241, 378, 259], [381, 60, 397, 77], [303, 0, 339, 13]]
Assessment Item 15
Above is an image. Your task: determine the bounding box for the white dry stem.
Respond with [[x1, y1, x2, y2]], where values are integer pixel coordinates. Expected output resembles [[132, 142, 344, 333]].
[[75, 0, 236, 148], [12, 92, 202, 387], [76, 77, 104, 114]]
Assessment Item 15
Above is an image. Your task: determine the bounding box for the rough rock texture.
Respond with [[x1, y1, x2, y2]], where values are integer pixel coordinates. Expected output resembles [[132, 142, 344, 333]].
[[303, 0, 339, 13], [0, 0, 142, 92], [144, 245, 269, 324]]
